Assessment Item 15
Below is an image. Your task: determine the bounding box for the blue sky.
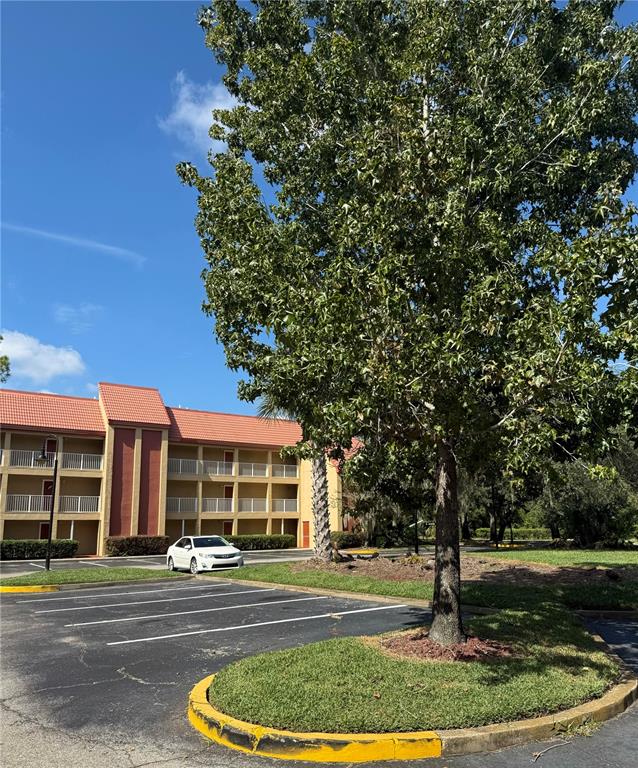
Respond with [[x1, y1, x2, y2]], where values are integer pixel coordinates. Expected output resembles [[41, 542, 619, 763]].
[[1, 1, 637, 414]]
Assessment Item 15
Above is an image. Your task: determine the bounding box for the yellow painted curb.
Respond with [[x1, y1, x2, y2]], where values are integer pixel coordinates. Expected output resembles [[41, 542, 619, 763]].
[[0, 585, 60, 593], [189, 675, 441, 762], [189, 671, 638, 762]]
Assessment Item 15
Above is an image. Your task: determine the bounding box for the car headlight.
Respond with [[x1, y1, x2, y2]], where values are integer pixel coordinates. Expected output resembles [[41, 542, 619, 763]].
[[202, 553, 216, 559]]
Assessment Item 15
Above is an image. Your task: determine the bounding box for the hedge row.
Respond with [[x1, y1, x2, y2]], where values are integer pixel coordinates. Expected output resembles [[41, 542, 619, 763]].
[[330, 530, 367, 549], [105, 536, 170, 556], [0, 539, 79, 560], [224, 534, 296, 551], [473, 527, 552, 540]]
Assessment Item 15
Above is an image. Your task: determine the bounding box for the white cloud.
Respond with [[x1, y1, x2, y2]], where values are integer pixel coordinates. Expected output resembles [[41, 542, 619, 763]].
[[0, 330, 86, 385], [1, 223, 145, 267], [159, 71, 235, 155], [85, 382, 98, 395], [54, 303, 103, 334]]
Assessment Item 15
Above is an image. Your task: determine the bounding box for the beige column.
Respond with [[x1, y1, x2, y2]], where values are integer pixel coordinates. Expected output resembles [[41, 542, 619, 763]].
[[98, 426, 115, 554], [157, 430, 169, 536], [196, 446, 203, 535], [0, 431, 11, 519], [129, 428, 143, 536]]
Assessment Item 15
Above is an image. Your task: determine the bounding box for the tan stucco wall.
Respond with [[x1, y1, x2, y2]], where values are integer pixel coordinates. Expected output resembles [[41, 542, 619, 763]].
[[3, 520, 43, 539], [237, 518, 268, 535], [57, 519, 99, 554]]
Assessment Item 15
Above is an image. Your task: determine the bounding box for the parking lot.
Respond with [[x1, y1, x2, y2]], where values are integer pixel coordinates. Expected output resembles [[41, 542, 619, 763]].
[[0, 547, 316, 579], [1, 577, 636, 768]]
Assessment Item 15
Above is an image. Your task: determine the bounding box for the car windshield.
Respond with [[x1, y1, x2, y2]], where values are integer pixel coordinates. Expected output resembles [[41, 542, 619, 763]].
[[192, 536, 228, 548]]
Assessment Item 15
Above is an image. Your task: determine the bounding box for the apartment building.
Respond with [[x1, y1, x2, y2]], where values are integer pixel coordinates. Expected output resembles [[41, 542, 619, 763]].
[[0, 383, 343, 556]]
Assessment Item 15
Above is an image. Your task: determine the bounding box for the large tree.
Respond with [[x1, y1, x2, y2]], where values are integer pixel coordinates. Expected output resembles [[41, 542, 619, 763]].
[[180, 0, 638, 644]]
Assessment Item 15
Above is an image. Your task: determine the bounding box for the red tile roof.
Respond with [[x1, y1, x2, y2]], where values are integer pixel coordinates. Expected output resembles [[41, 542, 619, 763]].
[[0, 389, 105, 436], [167, 406, 302, 448], [98, 382, 171, 428]]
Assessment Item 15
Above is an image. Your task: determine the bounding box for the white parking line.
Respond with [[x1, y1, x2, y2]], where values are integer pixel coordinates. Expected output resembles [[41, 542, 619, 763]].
[[28, 562, 46, 570], [80, 560, 110, 568], [107, 604, 407, 645], [18, 583, 236, 604], [35, 587, 276, 614], [64, 595, 327, 627]]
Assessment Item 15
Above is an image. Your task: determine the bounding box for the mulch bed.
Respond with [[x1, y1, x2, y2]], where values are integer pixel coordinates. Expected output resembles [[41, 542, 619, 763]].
[[378, 629, 514, 662], [292, 554, 638, 588]]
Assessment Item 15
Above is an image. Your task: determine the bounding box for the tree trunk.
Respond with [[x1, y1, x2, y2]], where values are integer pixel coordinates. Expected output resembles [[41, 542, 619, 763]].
[[429, 439, 465, 646], [311, 451, 332, 561]]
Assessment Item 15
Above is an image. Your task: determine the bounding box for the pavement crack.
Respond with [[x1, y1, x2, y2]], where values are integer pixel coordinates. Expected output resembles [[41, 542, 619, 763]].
[[116, 667, 178, 686]]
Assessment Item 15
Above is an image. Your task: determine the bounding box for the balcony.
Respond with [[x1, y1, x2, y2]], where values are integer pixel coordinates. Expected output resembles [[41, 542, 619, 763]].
[[201, 497, 233, 514], [59, 496, 100, 513], [167, 458, 233, 476], [8, 450, 102, 471], [238, 497, 267, 513], [61, 453, 102, 471], [6, 494, 52, 512], [238, 462, 268, 477], [166, 497, 198, 514], [202, 460, 233, 476], [5, 494, 100, 513], [271, 464, 298, 478], [9, 450, 55, 468], [272, 499, 298, 513]]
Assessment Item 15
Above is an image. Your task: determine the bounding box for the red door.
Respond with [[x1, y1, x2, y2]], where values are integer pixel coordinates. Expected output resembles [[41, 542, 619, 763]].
[[43, 481, 54, 511], [224, 451, 234, 464], [224, 486, 233, 499], [302, 521, 310, 548], [46, 439, 57, 460], [223, 520, 233, 536], [39, 522, 50, 540]]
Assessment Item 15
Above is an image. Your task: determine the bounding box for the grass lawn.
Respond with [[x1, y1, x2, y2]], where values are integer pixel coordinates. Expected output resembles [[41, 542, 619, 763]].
[[0, 567, 183, 586], [209, 562, 638, 610], [209, 607, 618, 733], [467, 549, 638, 568]]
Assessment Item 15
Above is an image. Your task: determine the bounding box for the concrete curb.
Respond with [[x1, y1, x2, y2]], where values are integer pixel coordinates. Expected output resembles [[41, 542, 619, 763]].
[[0, 575, 193, 594], [200, 575, 497, 615], [189, 672, 637, 762], [189, 675, 442, 762]]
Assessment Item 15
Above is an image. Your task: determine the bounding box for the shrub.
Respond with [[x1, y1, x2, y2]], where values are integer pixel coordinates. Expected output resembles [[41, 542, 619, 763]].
[[473, 527, 552, 540], [225, 534, 296, 550], [105, 535, 170, 556], [0, 539, 78, 560], [330, 530, 366, 549]]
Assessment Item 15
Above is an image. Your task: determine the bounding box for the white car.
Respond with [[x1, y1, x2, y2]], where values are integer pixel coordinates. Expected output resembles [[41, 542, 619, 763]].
[[166, 535, 244, 574]]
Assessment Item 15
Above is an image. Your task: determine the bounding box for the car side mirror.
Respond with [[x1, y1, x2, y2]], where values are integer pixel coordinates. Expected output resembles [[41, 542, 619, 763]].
[[184, 544, 192, 551]]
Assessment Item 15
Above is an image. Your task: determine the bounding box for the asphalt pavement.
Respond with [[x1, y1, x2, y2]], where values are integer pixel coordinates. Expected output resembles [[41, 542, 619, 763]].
[[0, 576, 636, 768]]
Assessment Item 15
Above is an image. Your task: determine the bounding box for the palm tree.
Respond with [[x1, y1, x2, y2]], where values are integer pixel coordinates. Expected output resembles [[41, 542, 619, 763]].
[[257, 394, 332, 560]]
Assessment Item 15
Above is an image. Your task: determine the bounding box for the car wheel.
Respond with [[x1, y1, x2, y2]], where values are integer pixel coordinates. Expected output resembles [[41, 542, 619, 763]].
[[167, 556, 175, 572], [190, 557, 199, 575]]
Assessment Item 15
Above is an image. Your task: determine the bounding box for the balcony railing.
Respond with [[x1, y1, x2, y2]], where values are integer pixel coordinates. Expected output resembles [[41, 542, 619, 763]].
[[238, 462, 268, 477], [202, 497, 233, 513], [59, 496, 100, 513], [8, 450, 102, 471], [168, 458, 234, 476], [61, 453, 103, 471], [202, 460, 234, 476], [271, 464, 298, 478], [166, 497, 198, 514], [272, 498, 298, 513], [9, 450, 55, 468], [167, 457, 199, 475], [6, 494, 52, 512], [238, 497, 267, 513]]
